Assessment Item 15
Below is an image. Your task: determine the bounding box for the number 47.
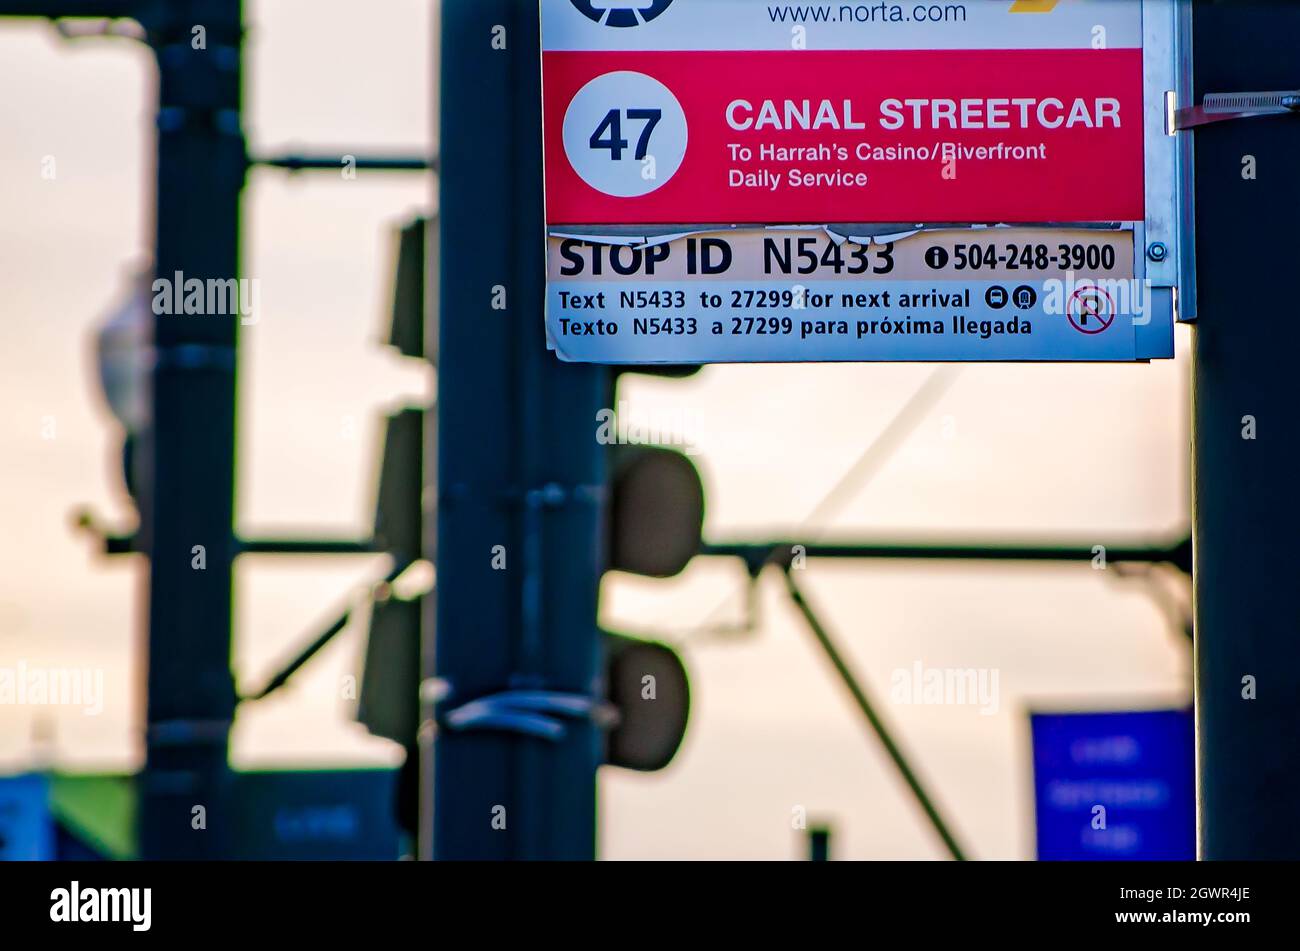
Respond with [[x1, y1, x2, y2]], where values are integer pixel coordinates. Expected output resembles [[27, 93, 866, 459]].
[[590, 108, 662, 161]]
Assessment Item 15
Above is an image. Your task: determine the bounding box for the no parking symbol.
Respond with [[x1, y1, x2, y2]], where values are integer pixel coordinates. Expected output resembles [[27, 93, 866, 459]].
[[1068, 286, 1116, 335]]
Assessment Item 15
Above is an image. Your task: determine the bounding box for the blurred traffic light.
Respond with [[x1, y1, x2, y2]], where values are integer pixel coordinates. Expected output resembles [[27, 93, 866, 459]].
[[360, 215, 703, 820], [365, 212, 435, 754], [354, 217, 433, 841], [355, 407, 424, 799], [602, 630, 690, 772], [370, 408, 424, 568], [599, 365, 704, 772], [357, 587, 422, 840], [356, 399, 424, 748], [607, 444, 704, 578], [386, 216, 432, 362]]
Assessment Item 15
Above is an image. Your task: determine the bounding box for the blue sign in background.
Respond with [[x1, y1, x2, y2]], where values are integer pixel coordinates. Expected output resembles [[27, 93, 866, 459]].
[[0, 774, 54, 860], [1030, 708, 1194, 861]]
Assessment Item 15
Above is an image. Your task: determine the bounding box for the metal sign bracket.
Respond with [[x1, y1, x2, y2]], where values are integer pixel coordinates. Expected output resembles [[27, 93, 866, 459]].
[[1174, 91, 1300, 130]]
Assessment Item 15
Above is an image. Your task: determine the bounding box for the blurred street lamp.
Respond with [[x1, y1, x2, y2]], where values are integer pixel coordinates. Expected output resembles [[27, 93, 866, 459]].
[[92, 268, 153, 506]]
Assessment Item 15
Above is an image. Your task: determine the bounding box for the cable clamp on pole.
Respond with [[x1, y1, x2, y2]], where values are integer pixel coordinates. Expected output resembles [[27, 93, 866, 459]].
[[439, 689, 617, 742]]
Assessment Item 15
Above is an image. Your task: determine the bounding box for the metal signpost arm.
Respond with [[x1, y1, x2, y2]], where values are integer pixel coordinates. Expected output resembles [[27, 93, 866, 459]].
[[703, 537, 1192, 575]]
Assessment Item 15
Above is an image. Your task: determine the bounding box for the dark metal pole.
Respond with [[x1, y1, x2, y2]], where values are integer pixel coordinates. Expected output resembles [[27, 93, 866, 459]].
[[1191, 2, 1300, 859], [808, 826, 831, 862], [139, 0, 245, 860], [433, 0, 605, 859]]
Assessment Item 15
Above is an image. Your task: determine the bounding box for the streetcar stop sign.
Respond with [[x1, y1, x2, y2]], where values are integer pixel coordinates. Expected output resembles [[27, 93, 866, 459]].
[[539, 0, 1190, 364]]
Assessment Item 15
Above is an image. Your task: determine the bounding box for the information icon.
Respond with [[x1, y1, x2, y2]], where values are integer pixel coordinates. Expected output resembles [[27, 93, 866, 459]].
[[925, 246, 950, 270]]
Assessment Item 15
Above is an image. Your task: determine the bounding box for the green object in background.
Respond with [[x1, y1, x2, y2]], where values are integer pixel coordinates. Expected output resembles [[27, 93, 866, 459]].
[[48, 773, 137, 861], [37, 769, 401, 861]]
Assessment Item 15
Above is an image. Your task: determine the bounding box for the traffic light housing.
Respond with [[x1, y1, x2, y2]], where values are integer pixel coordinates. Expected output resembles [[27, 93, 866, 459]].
[[370, 408, 424, 568], [356, 408, 424, 756], [603, 631, 690, 772], [607, 444, 704, 578], [355, 217, 433, 840], [361, 215, 703, 791], [357, 214, 431, 748], [386, 216, 432, 361], [599, 365, 704, 772]]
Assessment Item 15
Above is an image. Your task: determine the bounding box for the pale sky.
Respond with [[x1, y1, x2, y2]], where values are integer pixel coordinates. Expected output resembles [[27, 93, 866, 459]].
[[0, 0, 1192, 859]]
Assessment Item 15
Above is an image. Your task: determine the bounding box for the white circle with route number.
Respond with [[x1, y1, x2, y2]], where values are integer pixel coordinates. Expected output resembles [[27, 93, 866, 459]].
[[562, 71, 687, 198]]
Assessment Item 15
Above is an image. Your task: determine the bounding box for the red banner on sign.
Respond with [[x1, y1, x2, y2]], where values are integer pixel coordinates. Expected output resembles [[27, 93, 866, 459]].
[[543, 49, 1145, 225]]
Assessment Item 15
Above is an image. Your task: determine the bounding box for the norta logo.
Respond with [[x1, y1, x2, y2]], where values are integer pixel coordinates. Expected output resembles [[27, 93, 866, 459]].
[[570, 0, 674, 28]]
